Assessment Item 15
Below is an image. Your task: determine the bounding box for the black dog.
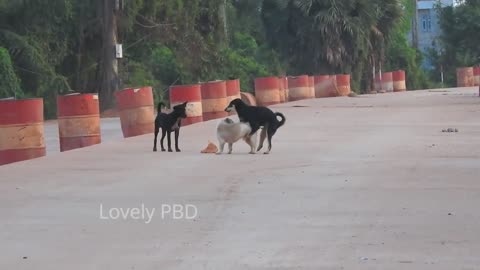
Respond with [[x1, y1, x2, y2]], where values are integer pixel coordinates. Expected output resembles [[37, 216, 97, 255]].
[[153, 102, 187, 152], [225, 98, 286, 154]]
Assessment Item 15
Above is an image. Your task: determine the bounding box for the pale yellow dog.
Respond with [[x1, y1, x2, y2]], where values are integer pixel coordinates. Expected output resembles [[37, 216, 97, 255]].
[[216, 118, 257, 154]]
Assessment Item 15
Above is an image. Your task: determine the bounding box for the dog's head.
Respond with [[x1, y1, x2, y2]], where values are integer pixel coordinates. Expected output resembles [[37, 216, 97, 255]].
[[173, 102, 188, 118], [225, 98, 245, 113]]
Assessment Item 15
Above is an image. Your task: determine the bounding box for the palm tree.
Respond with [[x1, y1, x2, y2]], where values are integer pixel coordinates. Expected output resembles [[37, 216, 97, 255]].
[[262, 0, 402, 91]]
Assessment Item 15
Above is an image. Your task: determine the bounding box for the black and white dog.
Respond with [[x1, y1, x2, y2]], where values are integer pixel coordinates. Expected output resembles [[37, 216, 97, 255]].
[[153, 102, 187, 152], [225, 98, 285, 154]]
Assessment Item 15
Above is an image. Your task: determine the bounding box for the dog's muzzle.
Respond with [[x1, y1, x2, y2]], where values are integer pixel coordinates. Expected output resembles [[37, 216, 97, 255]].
[[225, 106, 233, 112]]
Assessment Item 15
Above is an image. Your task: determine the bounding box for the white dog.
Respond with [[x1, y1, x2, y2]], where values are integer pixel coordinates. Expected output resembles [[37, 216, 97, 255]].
[[216, 118, 257, 154]]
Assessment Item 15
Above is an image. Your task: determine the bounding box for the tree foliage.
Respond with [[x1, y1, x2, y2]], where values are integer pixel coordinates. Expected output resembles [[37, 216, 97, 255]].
[[0, 0, 431, 116], [431, 0, 480, 86], [0, 47, 22, 98], [384, 0, 430, 90], [261, 0, 408, 91]]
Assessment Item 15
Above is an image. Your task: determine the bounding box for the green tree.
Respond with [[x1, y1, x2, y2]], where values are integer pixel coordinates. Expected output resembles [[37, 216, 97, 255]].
[[261, 0, 403, 92], [0, 47, 22, 98], [384, 0, 430, 90], [432, 0, 480, 86]]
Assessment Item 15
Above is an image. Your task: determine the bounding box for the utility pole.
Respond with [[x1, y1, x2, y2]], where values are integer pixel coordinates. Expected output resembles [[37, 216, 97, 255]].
[[412, 0, 419, 49], [100, 0, 120, 111]]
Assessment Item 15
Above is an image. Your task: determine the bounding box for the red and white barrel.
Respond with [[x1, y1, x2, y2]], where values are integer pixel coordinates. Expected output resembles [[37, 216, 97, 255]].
[[281, 77, 289, 102], [456, 67, 475, 87], [201, 80, 229, 121], [226, 79, 241, 115], [393, 70, 407, 92], [375, 73, 383, 93], [57, 93, 101, 152], [0, 98, 45, 165], [473, 67, 480, 86], [336, 74, 351, 96], [314, 75, 338, 98], [241, 92, 257, 106], [382, 72, 394, 93], [115, 87, 155, 138], [308, 76, 316, 98], [255, 77, 281, 106], [170, 84, 203, 126], [278, 77, 286, 103], [288, 75, 311, 101]]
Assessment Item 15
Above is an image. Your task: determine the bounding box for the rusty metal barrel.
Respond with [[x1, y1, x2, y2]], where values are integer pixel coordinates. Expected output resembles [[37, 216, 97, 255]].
[[255, 77, 281, 106], [288, 75, 311, 101], [473, 67, 480, 86], [375, 73, 384, 93], [382, 72, 394, 93], [393, 70, 407, 92], [240, 92, 257, 106], [57, 93, 101, 152], [308, 76, 316, 98], [456, 67, 475, 87], [170, 84, 203, 126], [314, 75, 338, 98], [278, 77, 286, 103], [115, 87, 155, 138], [0, 98, 46, 165], [226, 79, 241, 115], [336, 74, 351, 96], [280, 77, 289, 102], [201, 80, 229, 121]]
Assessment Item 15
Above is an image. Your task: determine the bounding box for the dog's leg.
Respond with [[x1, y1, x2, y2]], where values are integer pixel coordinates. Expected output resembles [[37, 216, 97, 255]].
[[160, 128, 167, 152], [257, 126, 267, 152], [250, 132, 258, 154], [250, 123, 260, 136], [228, 143, 233, 154], [216, 140, 225, 155], [264, 126, 277, 155], [245, 136, 255, 154], [167, 131, 173, 152], [153, 124, 159, 152], [174, 129, 181, 152]]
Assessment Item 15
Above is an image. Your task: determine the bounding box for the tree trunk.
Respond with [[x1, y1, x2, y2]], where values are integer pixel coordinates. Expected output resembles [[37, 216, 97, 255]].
[[412, 0, 418, 49], [219, 0, 228, 43], [99, 0, 119, 111]]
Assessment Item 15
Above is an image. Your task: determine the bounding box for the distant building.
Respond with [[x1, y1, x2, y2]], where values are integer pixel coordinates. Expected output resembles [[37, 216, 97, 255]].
[[410, 0, 454, 69]]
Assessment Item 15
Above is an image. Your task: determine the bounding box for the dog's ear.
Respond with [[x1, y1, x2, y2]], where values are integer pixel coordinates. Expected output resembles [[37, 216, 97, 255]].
[[182, 101, 188, 106]]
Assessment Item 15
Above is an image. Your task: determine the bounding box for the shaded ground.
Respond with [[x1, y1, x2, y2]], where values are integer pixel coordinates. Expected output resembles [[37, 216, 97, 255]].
[[1, 87, 479, 269]]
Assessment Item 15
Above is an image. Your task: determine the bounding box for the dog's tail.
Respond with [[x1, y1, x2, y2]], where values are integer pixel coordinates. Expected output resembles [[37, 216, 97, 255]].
[[157, 102, 166, 113], [275, 112, 286, 128]]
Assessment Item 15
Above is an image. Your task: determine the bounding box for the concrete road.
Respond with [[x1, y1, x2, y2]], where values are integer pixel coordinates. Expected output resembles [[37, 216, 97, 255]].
[[1, 88, 480, 270]]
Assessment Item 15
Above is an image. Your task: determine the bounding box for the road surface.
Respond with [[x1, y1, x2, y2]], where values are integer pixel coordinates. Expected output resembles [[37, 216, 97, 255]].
[[1, 88, 480, 269]]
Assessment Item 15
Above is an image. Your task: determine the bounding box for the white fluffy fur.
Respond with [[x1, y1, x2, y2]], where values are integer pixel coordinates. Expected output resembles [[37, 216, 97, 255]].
[[216, 118, 257, 154]]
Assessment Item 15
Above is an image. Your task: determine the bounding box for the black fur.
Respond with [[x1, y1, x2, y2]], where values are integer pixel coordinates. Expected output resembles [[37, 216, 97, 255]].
[[153, 102, 187, 152], [225, 98, 286, 153]]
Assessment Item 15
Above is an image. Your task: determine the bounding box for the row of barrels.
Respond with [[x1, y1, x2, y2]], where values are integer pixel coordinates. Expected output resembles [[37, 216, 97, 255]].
[[457, 67, 480, 87], [373, 70, 407, 93], [1, 73, 352, 166], [0, 94, 101, 165], [254, 74, 352, 105], [0, 79, 242, 165]]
